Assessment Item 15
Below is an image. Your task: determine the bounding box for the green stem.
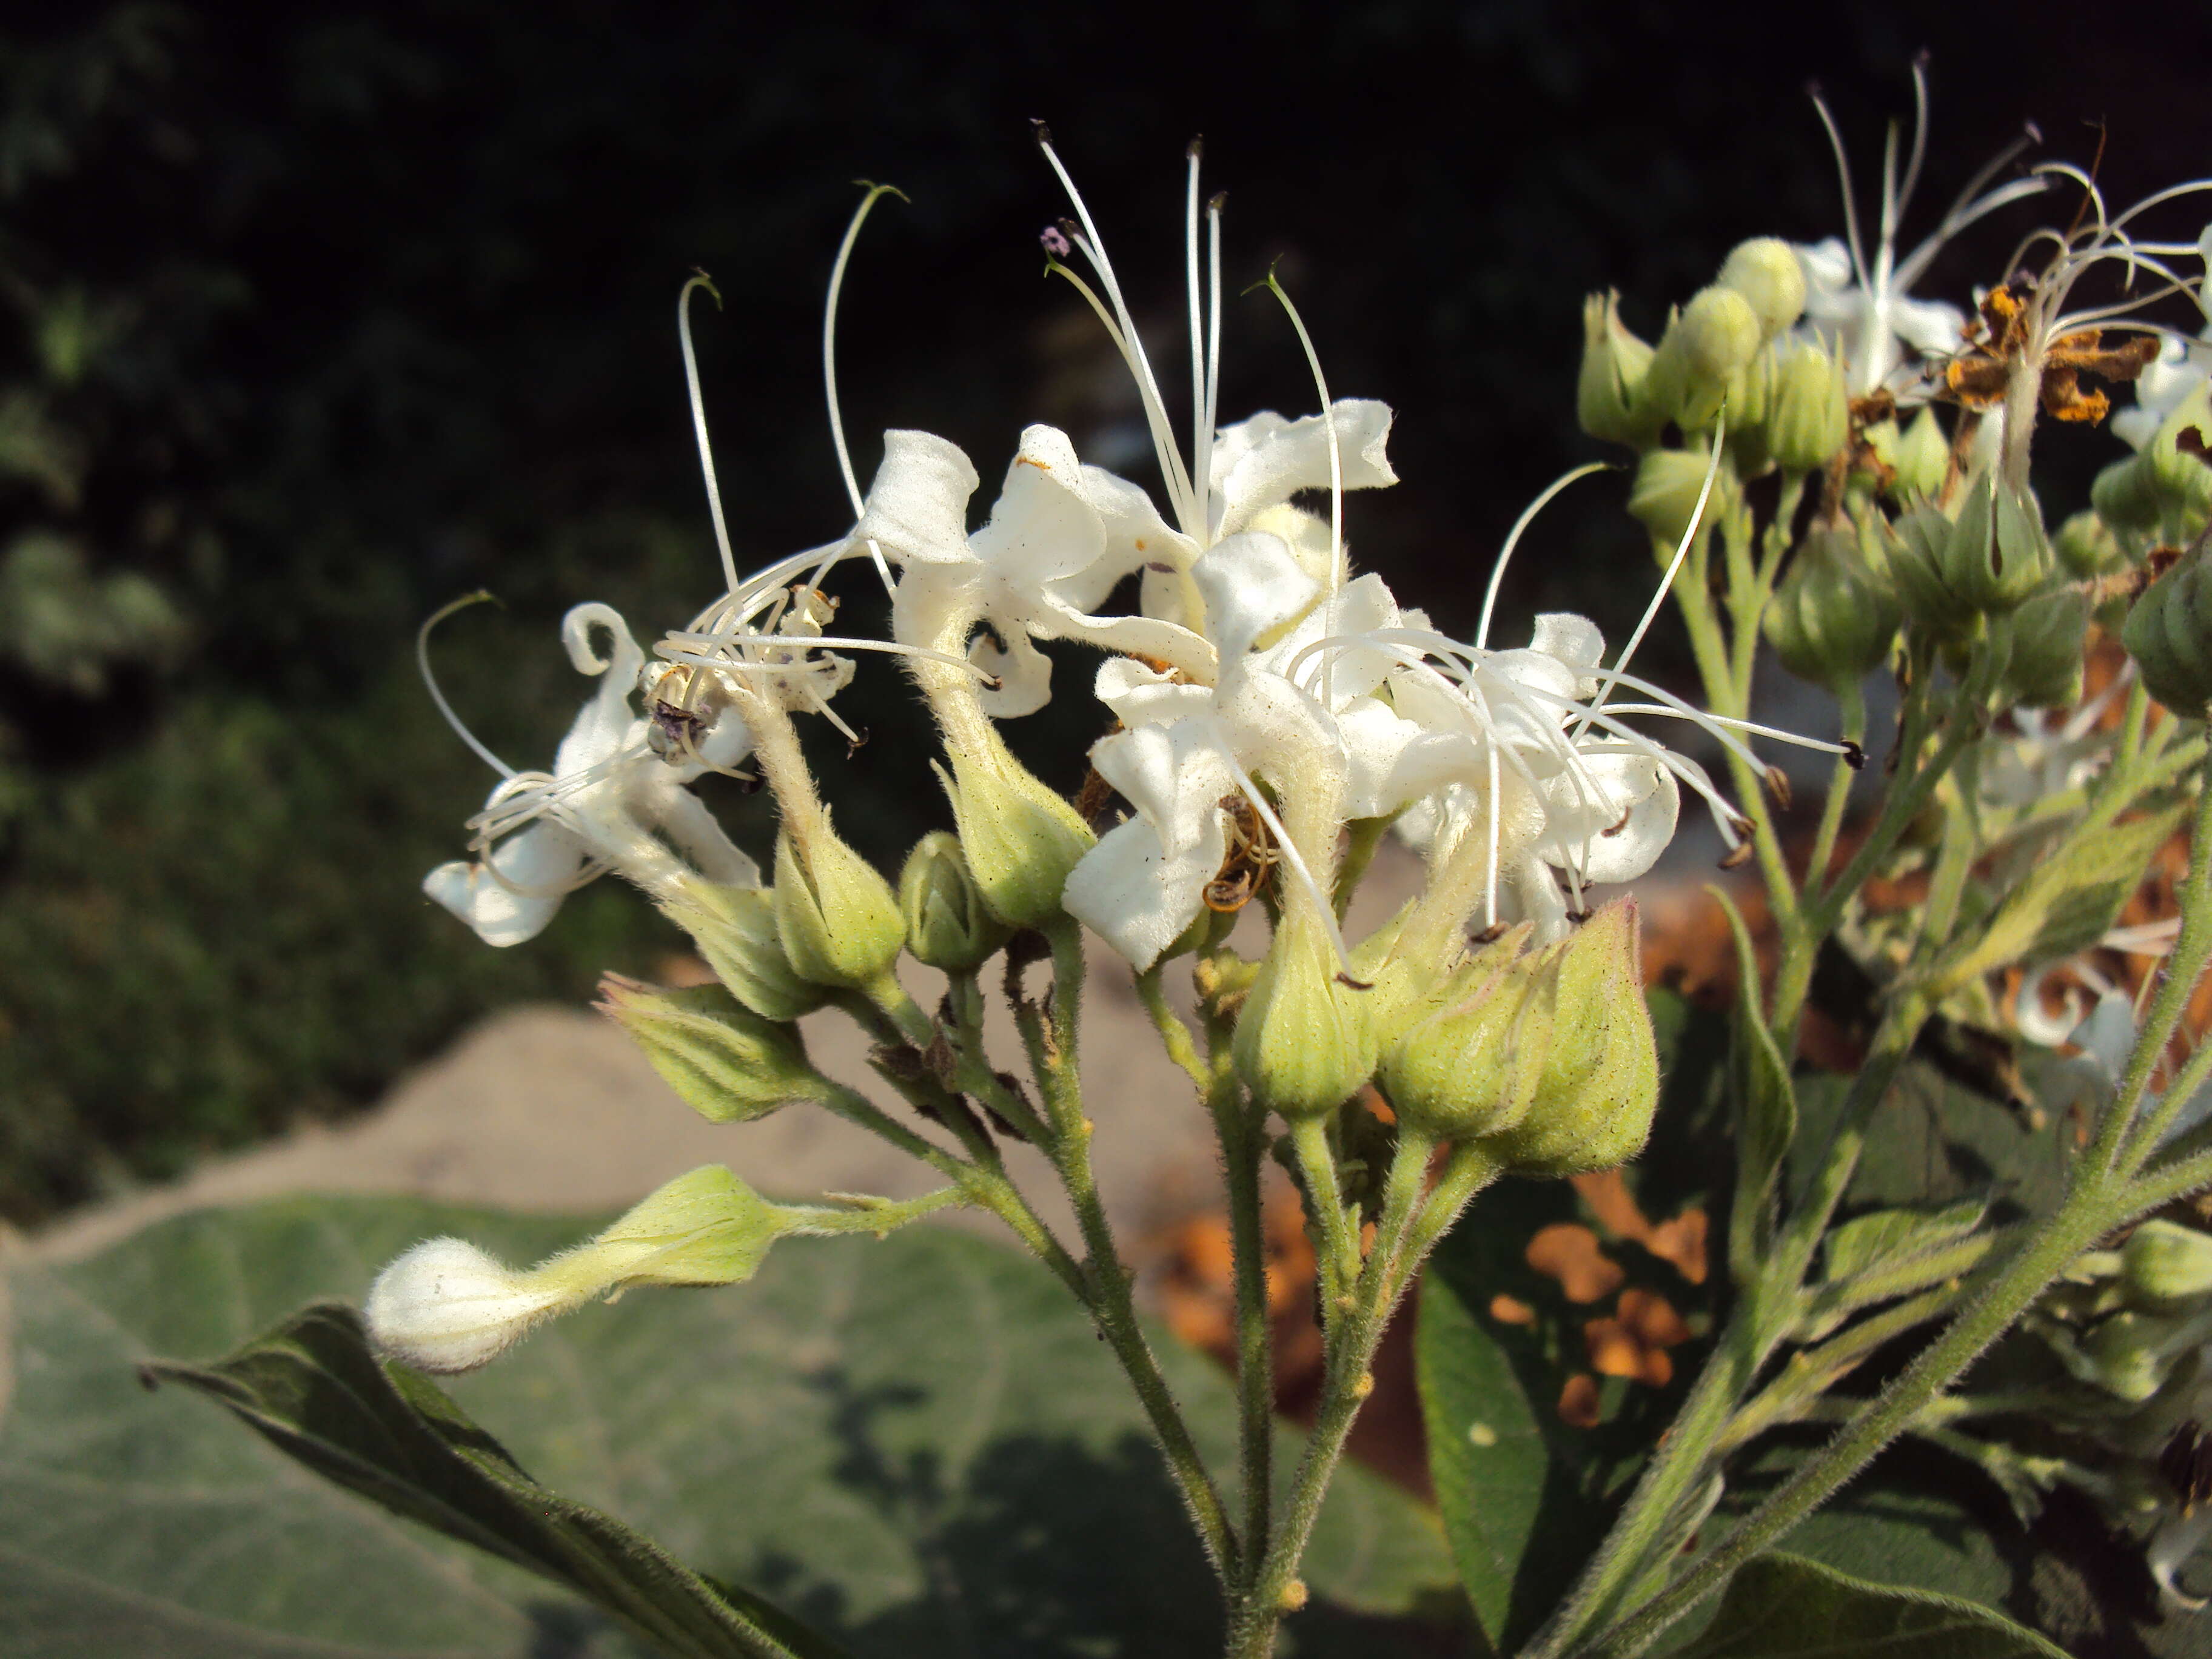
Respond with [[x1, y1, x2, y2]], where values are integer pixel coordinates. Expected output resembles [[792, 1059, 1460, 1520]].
[[1676, 569, 1798, 933], [777, 1186, 964, 1236], [1038, 922, 1238, 1582], [2116, 770, 2212, 1168], [1289, 1116, 1361, 1314], [1801, 679, 1866, 914]]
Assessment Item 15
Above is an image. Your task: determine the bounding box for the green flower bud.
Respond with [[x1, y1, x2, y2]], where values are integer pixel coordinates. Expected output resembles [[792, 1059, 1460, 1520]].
[[1378, 927, 1546, 1140], [2092, 452, 2165, 534], [1942, 469, 2051, 614], [1764, 523, 1900, 689], [1717, 237, 1808, 338], [1578, 290, 1658, 447], [595, 975, 825, 1124], [1724, 346, 1778, 475], [2123, 538, 2212, 718], [365, 1165, 786, 1373], [1476, 901, 1658, 1177], [1232, 910, 1373, 1119], [2054, 509, 2129, 580], [2123, 1221, 2212, 1309], [1765, 340, 1851, 475], [899, 831, 1014, 972], [1627, 444, 1737, 554], [1889, 407, 1951, 504], [662, 878, 826, 1022], [1638, 286, 1762, 432], [773, 814, 903, 991], [934, 731, 1095, 930], [1994, 586, 2088, 709], [1888, 504, 1977, 640]]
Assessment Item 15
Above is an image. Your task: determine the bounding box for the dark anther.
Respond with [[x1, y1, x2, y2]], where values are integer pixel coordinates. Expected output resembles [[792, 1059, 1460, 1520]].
[[846, 726, 871, 758], [1719, 842, 1755, 870], [1030, 118, 1053, 146], [1208, 190, 1227, 213], [1473, 920, 1510, 945], [1766, 765, 1793, 809], [1842, 740, 1866, 771], [1186, 135, 1204, 159], [1336, 972, 1375, 991]]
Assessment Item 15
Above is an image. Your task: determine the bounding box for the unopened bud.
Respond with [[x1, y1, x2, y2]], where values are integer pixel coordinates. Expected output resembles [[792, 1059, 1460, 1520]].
[[663, 878, 826, 1022], [773, 814, 904, 990], [1639, 286, 1762, 432], [1627, 445, 1737, 554], [2092, 452, 2165, 534], [899, 831, 1013, 972], [1477, 901, 1658, 1176], [2125, 539, 2212, 717], [1995, 586, 2088, 709], [2055, 509, 2129, 580], [1378, 927, 1546, 1140], [1888, 504, 1976, 641], [935, 734, 1095, 929], [1764, 340, 1850, 475], [1764, 523, 1900, 689], [1724, 346, 1778, 475], [365, 1166, 784, 1373], [1232, 910, 1373, 1119], [2094, 385, 2212, 540], [596, 975, 825, 1123], [1717, 238, 1808, 338], [1578, 290, 1658, 447], [1889, 406, 1951, 503], [2123, 1221, 2212, 1308]]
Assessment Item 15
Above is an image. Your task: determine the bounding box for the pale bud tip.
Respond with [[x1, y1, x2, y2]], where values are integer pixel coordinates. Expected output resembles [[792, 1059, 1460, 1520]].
[[364, 1237, 566, 1375]]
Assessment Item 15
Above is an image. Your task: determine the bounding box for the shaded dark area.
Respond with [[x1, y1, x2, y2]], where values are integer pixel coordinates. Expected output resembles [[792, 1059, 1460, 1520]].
[[5, 0, 2211, 1220]]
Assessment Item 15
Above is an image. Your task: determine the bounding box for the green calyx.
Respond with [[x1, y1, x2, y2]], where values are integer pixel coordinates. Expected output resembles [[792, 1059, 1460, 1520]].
[[1578, 289, 1658, 447], [1232, 908, 1375, 1120], [773, 811, 904, 991], [1765, 521, 1900, 691], [1638, 285, 1763, 434], [934, 732, 1095, 930], [1994, 585, 2089, 710], [1377, 924, 1544, 1141], [2123, 537, 2212, 719], [1628, 444, 1737, 555], [1473, 899, 1660, 1177], [1763, 340, 1850, 475], [596, 974, 826, 1124], [899, 830, 1014, 972], [661, 877, 827, 1022]]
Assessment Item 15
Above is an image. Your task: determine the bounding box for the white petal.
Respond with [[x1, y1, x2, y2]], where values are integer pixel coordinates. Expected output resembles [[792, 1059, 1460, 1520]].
[[855, 429, 980, 566], [1037, 595, 1215, 683], [1892, 295, 1968, 360], [2074, 989, 2138, 1085], [971, 425, 1105, 591], [1530, 612, 1606, 693], [1053, 460, 1198, 611], [970, 626, 1055, 719], [1209, 400, 1398, 538], [1090, 722, 1237, 853], [1093, 655, 1215, 728], [1793, 239, 1854, 299], [642, 783, 763, 888], [366, 1238, 569, 1373], [2113, 406, 2162, 451], [554, 604, 646, 776], [423, 821, 588, 947], [1191, 532, 1319, 663], [1538, 752, 1678, 885], [1062, 814, 1218, 971], [1338, 697, 1437, 818]]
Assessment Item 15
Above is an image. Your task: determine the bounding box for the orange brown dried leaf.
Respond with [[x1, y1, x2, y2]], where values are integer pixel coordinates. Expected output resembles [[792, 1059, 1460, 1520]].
[[1490, 1293, 1537, 1326], [1527, 1223, 1624, 1302], [1585, 1316, 1644, 1378], [1618, 1287, 1693, 1350], [1558, 1373, 1604, 1429]]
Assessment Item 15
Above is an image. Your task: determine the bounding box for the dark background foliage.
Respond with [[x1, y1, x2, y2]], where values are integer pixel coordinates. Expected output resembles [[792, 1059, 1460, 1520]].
[[4, 0, 2209, 1222]]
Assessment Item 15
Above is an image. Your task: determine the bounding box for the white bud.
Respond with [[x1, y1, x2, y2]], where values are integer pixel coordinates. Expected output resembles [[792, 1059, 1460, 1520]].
[[364, 1238, 575, 1375]]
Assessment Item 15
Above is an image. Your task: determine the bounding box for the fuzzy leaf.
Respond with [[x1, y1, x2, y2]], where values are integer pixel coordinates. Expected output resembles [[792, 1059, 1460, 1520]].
[[1668, 1553, 2066, 1658]]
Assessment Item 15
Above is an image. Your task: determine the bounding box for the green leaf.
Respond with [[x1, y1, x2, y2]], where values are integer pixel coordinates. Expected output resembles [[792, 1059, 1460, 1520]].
[[1667, 1552, 2066, 1658], [2, 1195, 1452, 1657], [1714, 887, 1794, 1287], [1932, 803, 2184, 993], [1820, 1199, 1988, 1289], [142, 1301, 835, 1659]]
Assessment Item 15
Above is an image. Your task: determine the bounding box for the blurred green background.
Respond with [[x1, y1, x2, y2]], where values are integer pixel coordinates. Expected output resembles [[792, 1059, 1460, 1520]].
[[4, 0, 2208, 1222]]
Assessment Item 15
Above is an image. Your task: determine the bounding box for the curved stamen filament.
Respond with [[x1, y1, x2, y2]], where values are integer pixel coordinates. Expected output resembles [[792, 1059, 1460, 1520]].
[[678, 274, 741, 600], [1475, 461, 1614, 651], [419, 592, 515, 780], [823, 182, 906, 598]]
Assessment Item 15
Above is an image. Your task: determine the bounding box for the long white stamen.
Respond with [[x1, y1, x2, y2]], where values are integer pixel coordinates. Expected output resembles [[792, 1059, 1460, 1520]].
[[1895, 176, 2048, 288], [1877, 116, 1902, 292], [1204, 193, 1224, 542], [678, 274, 740, 600], [1259, 272, 1344, 592], [1201, 722, 1358, 975], [1897, 56, 1932, 226], [1185, 140, 1207, 537], [419, 592, 515, 779], [1035, 130, 1199, 533], [823, 182, 905, 598], [1811, 87, 1871, 291], [1475, 462, 1612, 650]]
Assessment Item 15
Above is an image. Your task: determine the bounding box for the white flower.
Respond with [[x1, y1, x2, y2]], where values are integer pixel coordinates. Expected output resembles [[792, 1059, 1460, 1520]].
[[366, 1237, 576, 1374], [422, 603, 759, 947], [2113, 306, 2212, 451], [1791, 63, 2048, 399]]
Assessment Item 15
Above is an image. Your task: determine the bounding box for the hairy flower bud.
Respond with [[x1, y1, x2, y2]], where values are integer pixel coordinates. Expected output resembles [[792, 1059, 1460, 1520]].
[[1627, 445, 1737, 554], [1764, 523, 1900, 689], [663, 878, 826, 1022], [1888, 504, 1976, 641], [366, 1165, 785, 1373], [1378, 927, 1546, 1140], [1718, 237, 1808, 338], [1232, 910, 1373, 1119], [899, 830, 1013, 972], [2093, 452, 2165, 535], [1889, 407, 1951, 503], [1578, 290, 1658, 446], [2094, 386, 2212, 540], [596, 975, 825, 1123], [1476, 901, 1658, 1176], [2123, 1221, 2212, 1309], [934, 737, 1094, 930], [1995, 586, 2088, 710], [2056, 509, 2127, 581], [1940, 470, 2051, 615], [1764, 340, 1851, 475], [773, 814, 904, 991], [1640, 286, 1762, 432], [2124, 538, 2212, 718]]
